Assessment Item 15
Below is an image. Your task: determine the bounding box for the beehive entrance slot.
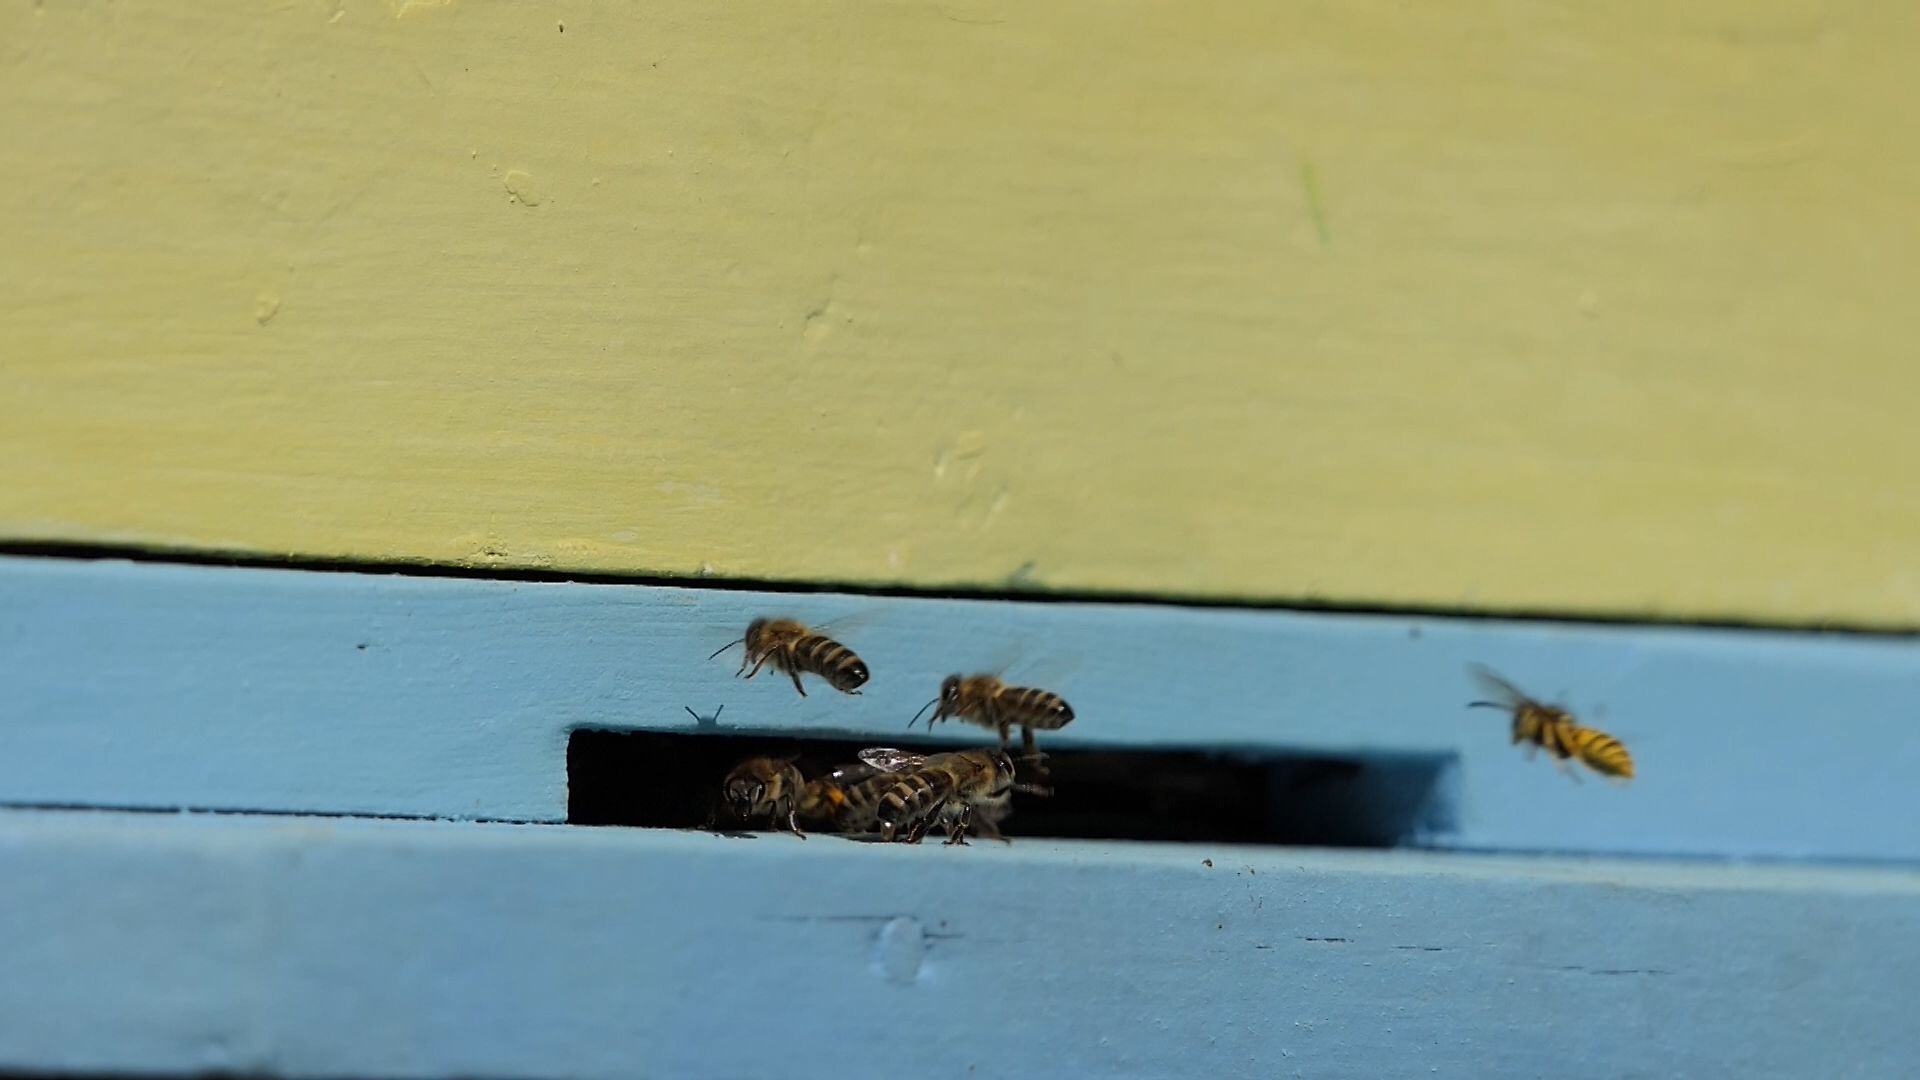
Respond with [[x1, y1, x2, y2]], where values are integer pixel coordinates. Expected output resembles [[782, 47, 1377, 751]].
[[567, 730, 1456, 848]]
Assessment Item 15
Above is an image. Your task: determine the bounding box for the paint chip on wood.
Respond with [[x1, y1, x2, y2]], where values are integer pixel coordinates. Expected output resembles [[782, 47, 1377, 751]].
[[504, 170, 542, 207], [873, 916, 925, 985]]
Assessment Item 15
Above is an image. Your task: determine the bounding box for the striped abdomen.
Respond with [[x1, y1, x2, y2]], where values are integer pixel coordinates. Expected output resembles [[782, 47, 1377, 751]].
[[1520, 707, 1634, 780], [1563, 725, 1634, 779], [993, 685, 1074, 732], [787, 633, 870, 693], [874, 772, 951, 841], [801, 763, 888, 832]]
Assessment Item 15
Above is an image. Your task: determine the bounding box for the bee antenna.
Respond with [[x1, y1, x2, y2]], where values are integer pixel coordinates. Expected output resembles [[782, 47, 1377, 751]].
[[907, 697, 939, 730], [1465, 700, 1506, 710], [707, 638, 746, 661]]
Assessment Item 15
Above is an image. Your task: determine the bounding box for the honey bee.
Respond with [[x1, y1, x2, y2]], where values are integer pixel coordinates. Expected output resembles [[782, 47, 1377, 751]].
[[792, 759, 890, 833], [709, 617, 870, 698], [1467, 665, 1634, 782], [856, 747, 1038, 845], [719, 756, 808, 835], [909, 674, 1074, 764]]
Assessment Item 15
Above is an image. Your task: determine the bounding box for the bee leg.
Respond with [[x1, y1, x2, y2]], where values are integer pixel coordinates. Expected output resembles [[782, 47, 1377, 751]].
[[1019, 728, 1052, 781], [788, 666, 808, 698], [1014, 751, 1052, 793], [905, 813, 936, 845], [970, 812, 1008, 845], [743, 653, 771, 681], [944, 807, 973, 846], [786, 809, 806, 838]]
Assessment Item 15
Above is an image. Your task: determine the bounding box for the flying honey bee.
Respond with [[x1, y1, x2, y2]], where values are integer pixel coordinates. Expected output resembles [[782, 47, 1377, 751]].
[[719, 756, 808, 835], [857, 747, 1039, 845], [909, 674, 1074, 765], [1467, 665, 1634, 782], [709, 617, 870, 698]]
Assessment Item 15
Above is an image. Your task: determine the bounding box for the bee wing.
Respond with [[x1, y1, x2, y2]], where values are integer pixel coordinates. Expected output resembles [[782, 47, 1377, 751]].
[[827, 760, 888, 786], [805, 609, 884, 641], [858, 747, 930, 773], [1466, 664, 1535, 710]]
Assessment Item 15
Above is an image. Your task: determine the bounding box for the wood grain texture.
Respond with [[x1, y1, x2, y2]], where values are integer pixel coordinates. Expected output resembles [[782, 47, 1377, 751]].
[[7, 555, 1920, 861], [0, 808, 1914, 1079], [5, 2, 1920, 624]]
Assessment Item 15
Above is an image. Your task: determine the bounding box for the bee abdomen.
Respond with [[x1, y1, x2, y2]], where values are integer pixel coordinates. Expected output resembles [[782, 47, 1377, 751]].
[[1003, 686, 1074, 731], [835, 784, 886, 832], [876, 775, 942, 835], [793, 634, 870, 692]]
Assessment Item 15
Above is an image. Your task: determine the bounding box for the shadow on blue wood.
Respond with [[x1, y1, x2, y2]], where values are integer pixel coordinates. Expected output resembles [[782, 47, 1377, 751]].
[[0, 809, 1912, 1080], [3, 555, 1919, 859]]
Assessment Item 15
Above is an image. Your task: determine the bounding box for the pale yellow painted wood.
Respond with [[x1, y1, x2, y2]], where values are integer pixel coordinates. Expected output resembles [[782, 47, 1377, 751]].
[[3, 1, 1917, 624]]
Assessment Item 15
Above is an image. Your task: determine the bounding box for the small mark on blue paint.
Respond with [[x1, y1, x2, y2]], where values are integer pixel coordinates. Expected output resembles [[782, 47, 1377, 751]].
[[1394, 945, 1446, 952], [873, 916, 925, 985], [770, 914, 895, 924], [356, 643, 368, 651], [1301, 936, 1348, 944]]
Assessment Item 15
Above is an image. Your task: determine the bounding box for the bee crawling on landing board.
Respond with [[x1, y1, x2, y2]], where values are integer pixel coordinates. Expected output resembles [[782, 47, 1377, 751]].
[[909, 674, 1074, 773], [1467, 665, 1635, 783], [856, 747, 1047, 846], [792, 758, 890, 835], [719, 756, 809, 836], [709, 617, 870, 698]]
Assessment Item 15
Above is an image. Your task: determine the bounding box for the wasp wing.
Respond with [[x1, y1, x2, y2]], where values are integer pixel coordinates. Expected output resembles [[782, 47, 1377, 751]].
[[1466, 664, 1537, 710]]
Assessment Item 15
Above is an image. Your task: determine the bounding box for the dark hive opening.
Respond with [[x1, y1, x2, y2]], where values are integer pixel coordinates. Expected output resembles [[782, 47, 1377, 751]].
[[567, 730, 1456, 848]]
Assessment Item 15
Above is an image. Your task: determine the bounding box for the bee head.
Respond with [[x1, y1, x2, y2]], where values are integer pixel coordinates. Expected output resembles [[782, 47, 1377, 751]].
[[743, 617, 770, 645], [723, 775, 764, 815], [939, 674, 963, 705]]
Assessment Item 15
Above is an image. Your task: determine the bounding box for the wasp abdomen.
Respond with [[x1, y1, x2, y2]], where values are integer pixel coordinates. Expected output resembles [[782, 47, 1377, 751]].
[[1566, 727, 1634, 778]]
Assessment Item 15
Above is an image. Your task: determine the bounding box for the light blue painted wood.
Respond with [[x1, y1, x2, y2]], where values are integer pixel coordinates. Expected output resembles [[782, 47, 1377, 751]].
[[3, 554, 1919, 858], [0, 808, 1912, 1079]]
